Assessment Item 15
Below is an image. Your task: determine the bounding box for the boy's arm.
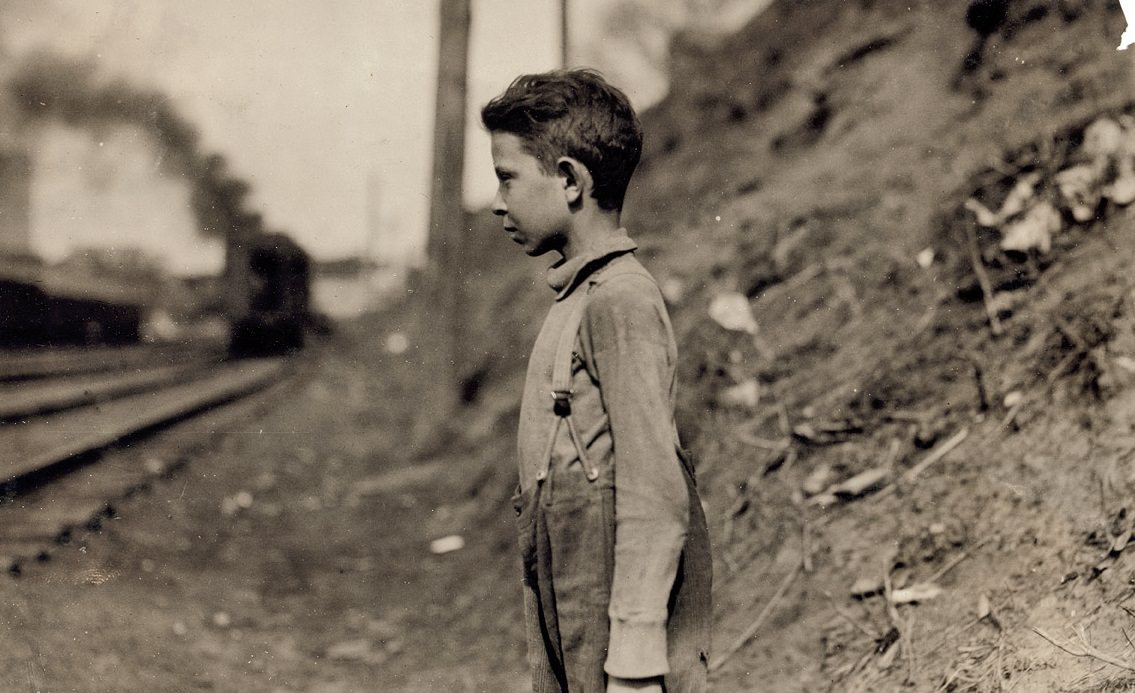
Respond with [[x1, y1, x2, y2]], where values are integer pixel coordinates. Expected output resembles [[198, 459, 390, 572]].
[[586, 277, 689, 679]]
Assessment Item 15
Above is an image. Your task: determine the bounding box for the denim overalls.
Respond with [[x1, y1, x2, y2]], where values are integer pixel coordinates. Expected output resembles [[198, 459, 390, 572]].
[[513, 258, 712, 693]]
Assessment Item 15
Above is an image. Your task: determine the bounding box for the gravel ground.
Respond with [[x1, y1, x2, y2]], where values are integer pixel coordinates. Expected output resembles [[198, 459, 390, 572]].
[[0, 322, 529, 693]]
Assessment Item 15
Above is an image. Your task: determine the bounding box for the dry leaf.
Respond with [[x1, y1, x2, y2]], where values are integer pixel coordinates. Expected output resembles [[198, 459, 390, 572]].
[[1054, 165, 1101, 223], [977, 594, 991, 619], [831, 467, 890, 498], [1106, 161, 1135, 205], [964, 198, 1000, 227], [717, 379, 760, 410], [998, 171, 1041, 220], [708, 292, 759, 334], [429, 535, 465, 554], [1082, 117, 1125, 163], [802, 463, 834, 496], [1001, 201, 1062, 253], [890, 582, 942, 605]]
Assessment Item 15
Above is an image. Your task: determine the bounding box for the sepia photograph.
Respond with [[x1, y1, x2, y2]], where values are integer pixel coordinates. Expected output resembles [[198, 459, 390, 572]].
[[3, 1, 1135, 691]]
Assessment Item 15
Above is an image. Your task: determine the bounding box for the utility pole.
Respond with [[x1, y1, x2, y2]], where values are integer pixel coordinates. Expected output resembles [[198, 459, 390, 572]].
[[419, 0, 471, 438], [561, 0, 570, 67], [426, 0, 471, 270]]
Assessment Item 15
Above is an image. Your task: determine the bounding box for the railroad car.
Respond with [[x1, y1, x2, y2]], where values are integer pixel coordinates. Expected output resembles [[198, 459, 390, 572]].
[[0, 257, 145, 348], [225, 231, 311, 356]]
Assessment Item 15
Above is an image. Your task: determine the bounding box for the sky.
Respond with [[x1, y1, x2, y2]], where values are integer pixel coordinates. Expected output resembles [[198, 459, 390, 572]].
[[0, 0, 667, 272]]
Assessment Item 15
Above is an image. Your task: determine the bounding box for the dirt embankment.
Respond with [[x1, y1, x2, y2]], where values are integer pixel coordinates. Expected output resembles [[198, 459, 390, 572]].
[[361, 1, 1135, 689], [611, 1, 1135, 691]]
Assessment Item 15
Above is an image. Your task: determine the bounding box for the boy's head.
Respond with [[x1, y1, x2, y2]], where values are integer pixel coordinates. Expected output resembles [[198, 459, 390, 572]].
[[481, 69, 642, 213]]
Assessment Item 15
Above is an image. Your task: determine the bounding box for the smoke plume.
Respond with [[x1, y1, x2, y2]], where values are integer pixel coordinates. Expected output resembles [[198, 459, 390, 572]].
[[5, 52, 262, 239]]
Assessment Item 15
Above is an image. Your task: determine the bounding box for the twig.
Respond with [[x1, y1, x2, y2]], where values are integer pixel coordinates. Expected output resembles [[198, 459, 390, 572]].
[[722, 516, 735, 548], [1055, 317, 1090, 353], [801, 514, 813, 573], [873, 428, 970, 502], [813, 434, 954, 529], [882, 437, 903, 468], [734, 431, 790, 452], [824, 590, 879, 639], [904, 428, 970, 483], [709, 564, 801, 672], [887, 539, 992, 685], [757, 262, 823, 302], [883, 568, 901, 628], [1031, 627, 1135, 672], [967, 353, 990, 412], [883, 411, 930, 424], [963, 222, 1004, 336], [928, 535, 994, 584], [987, 156, 1019, 178], [721, 494, 749, 547], [778, 448, 799, 476], [904, 611, 916, 685], [776, 401, 791, 438], [1000, 400, 1024, 432], [878, 569, 903, 672], [1045, 350, 1080, 385], [997, 638, 1006, 692]]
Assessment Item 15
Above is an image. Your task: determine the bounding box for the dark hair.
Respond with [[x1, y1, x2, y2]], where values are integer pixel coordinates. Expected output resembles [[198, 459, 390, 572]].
[[481, 69, 642, 212]]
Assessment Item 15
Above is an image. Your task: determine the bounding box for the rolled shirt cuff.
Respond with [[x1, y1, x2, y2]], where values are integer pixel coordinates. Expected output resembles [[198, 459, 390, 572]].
[[604, 616, 669, 679]]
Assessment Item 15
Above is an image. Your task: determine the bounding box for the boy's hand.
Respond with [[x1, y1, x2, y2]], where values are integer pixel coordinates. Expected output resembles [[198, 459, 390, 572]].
[[607, 675, 663, 693]]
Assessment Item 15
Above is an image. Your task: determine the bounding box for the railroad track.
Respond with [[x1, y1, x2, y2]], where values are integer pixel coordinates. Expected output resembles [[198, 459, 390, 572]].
[[0, 351, 296, 575], [0, 341, 227, 382]]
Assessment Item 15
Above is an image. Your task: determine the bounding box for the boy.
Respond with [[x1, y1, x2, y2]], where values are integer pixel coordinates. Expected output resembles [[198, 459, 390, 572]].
[[481, 69, 712, 693]]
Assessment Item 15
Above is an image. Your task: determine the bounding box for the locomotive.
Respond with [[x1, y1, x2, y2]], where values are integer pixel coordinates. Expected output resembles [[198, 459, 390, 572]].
[[224, 231, 311, 357]]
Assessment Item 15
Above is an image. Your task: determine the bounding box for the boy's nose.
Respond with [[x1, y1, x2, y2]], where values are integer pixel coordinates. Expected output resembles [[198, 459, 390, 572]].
[[491, 190, 507, 216]]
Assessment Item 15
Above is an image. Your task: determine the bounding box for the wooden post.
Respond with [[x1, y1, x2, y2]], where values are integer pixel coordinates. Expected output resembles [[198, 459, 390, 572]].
[[427, 0, 471, 271], [561, 0, 570, 67], [418, 0, 471, 440]]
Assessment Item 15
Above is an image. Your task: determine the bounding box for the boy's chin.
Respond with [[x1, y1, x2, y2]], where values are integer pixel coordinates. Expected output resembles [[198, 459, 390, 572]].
[[516, 239, 553, 257]]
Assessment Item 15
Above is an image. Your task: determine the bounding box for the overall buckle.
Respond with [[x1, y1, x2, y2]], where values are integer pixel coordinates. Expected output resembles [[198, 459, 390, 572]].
[[551, 389, 573, 417]]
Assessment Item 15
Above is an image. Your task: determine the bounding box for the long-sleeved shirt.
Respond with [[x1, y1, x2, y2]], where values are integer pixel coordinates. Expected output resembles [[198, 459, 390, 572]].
[[517, 229, 690, 678]]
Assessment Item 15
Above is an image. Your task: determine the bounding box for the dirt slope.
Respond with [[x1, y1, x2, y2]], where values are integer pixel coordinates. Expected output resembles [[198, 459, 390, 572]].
[[437, 2, 1135, 690], [605, 1, 1135, 690]]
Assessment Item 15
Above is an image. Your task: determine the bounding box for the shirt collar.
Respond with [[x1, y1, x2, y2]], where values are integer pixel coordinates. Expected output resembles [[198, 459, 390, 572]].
[[546, 230, 638, 300]]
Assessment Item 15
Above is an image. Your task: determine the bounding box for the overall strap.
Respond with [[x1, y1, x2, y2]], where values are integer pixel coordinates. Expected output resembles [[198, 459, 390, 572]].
[[537, 282, 595, 481], [539, 259, 655, 482], [551, 258, 653, 396]]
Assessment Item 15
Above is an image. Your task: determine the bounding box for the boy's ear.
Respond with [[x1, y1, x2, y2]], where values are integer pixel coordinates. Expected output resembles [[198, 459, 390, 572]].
[[557, 157, 591, 208]]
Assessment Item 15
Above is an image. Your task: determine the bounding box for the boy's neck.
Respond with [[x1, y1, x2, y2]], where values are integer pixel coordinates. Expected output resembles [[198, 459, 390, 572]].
[[560, 210, 623, 262]]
